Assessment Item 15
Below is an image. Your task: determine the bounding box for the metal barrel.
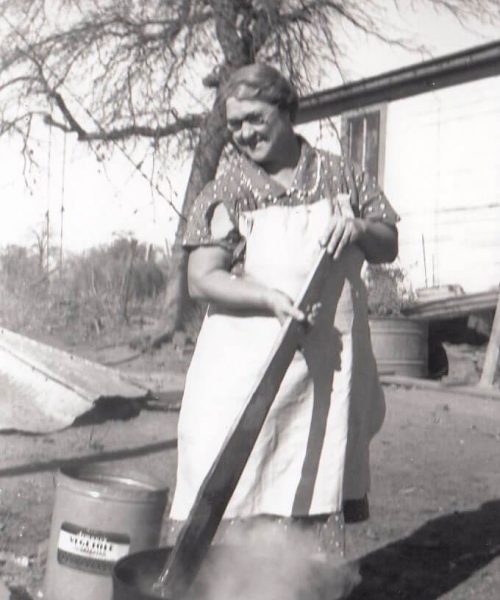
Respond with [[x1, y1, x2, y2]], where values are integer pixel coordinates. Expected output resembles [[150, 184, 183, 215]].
[[369, 317, 428, 378], [44, 463, 168, 600]]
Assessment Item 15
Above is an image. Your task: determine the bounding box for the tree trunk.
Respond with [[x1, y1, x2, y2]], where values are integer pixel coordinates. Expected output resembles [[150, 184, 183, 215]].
[[121, 238, 138, 323], [157, 95, 228, 343], [156, 0, 270, 345]]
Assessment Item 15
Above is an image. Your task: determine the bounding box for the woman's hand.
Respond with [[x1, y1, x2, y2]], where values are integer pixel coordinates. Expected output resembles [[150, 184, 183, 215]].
[[320, 214, 398, 264], [320, 215, 366, 260], [265, 289, 305, 325]]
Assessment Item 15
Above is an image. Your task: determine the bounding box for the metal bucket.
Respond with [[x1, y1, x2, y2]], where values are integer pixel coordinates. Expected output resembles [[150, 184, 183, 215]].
[[369, 316, 428, 378], [112, 546, 360, 600], [44, 463, 168, 600]]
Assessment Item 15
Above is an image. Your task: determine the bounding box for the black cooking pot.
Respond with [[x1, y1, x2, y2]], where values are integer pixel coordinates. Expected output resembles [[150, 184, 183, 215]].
[[112, 545, 360, 600], [113, 546, 230, 600], [113, 547, 172, 600]]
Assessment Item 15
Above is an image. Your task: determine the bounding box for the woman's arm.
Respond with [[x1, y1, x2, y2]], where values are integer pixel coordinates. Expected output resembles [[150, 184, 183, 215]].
[[320, 216, 398, 264], [188, 245, 305, 323], [357, 220, 398, 264]]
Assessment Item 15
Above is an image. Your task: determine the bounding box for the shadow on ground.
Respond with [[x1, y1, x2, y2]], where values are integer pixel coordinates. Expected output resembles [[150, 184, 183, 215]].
[[348, 500, 500, 600], [72, 390, 182, 427], [0, 439, 177, 478]]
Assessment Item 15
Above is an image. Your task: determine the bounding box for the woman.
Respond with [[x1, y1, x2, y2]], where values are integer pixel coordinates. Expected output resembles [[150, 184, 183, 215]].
[[169, 64, 399, 555]]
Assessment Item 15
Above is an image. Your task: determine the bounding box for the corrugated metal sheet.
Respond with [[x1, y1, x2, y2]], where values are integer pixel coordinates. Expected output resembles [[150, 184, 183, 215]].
[[0, 327, 148, 433]]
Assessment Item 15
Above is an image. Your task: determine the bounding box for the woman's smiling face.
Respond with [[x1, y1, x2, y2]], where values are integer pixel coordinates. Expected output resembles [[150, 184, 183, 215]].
[[225, 97, 293, 169]]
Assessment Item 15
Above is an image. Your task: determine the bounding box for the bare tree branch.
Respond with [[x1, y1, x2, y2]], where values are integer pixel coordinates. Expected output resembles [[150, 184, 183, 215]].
[[0, 0, 498, 335], [44, 101, 205, 141]]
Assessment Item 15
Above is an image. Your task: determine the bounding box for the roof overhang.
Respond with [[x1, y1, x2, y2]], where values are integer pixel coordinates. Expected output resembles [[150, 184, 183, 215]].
[[297, 39, 500, 124]]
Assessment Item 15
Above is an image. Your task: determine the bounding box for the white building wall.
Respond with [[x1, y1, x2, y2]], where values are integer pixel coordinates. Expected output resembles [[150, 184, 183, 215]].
[[384, 76, 500, 293]]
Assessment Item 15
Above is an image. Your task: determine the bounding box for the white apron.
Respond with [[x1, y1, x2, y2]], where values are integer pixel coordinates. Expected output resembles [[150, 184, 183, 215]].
[[170, 197, 385, 520]]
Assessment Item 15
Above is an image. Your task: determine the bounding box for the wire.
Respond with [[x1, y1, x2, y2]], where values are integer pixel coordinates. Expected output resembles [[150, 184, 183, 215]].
[[46, 116, 52, 274], [398, 202, 500, 218], [60, 132, 66, 275]]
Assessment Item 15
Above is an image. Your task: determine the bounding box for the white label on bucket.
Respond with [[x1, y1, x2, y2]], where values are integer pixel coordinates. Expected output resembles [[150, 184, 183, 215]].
[[57, 522, 130, 574]]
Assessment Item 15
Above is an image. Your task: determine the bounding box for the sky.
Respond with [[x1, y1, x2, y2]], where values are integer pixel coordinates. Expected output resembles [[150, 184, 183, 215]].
[[0, 2, 499, 255], [0, 127, 190, 254]]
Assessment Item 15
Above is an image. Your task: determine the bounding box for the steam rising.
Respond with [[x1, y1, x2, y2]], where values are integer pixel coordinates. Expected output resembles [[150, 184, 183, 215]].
[[186, 521, 360, 600]]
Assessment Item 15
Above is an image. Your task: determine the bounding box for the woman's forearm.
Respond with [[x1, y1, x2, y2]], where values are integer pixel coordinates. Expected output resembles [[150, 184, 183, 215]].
[[187, 246, 305, 322], [189, 267, 270, 311]]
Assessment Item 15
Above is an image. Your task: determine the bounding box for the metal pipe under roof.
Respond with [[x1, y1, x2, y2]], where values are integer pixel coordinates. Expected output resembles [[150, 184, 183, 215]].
[[297, 39, 500, 123]]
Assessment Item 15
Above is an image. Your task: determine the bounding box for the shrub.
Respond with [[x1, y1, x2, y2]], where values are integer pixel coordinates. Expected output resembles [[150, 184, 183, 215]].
[[0, 237, 169, 343], [365, 263, 415, 317]]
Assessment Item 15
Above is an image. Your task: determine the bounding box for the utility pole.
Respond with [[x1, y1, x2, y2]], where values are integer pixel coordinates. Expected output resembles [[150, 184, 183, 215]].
[[60, 204, 64, 277], [421, 234, 428, 288]]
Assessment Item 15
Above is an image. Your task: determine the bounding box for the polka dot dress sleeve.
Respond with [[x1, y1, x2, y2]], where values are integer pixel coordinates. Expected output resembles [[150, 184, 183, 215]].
[[344, 160, 400, 225], [182, 181, 241, 252]]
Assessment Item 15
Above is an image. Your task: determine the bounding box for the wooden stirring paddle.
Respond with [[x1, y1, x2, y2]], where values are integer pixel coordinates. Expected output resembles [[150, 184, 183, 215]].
[[155, 248, 332, 599]]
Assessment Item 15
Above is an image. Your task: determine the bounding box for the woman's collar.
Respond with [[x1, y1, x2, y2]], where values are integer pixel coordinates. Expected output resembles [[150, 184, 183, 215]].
[[238, 136, 317, 198]]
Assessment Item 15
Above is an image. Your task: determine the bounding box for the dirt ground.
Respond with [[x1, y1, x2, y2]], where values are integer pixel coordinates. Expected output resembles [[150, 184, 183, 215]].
[[0, 342, 499, 600]]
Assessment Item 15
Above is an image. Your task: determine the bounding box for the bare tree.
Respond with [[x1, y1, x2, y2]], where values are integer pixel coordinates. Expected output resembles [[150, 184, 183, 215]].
[[30, 222, 50, 273], [0, 0, 497, 341]]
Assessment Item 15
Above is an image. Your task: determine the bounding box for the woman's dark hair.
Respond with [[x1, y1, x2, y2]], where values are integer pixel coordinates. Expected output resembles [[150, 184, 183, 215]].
[[221, 64, 299, 123]]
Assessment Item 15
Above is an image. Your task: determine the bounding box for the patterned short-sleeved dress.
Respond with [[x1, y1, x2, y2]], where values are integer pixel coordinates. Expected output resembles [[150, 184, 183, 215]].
[[169, 138, 399, 531]]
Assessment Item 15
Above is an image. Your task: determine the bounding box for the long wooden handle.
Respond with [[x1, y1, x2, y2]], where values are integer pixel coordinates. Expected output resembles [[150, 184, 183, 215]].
[[156, 249, 332, 598]]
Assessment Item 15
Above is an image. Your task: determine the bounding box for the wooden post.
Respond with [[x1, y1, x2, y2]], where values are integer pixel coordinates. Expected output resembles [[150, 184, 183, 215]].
[[479, 288, 500, 388], [120, 239, 138, 323]]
